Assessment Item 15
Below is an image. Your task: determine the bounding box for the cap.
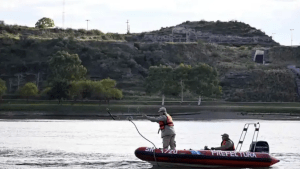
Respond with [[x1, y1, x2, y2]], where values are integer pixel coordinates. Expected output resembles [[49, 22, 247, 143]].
[[158, 107, 167, 113], [221, 133, 229, 137]]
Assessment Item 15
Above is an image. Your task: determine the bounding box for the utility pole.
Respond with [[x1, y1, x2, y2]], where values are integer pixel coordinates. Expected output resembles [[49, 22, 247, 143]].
[[62, 0, 65, 29], [290, 29, 294, 46], [86, 20, 90, 31], [272, 33, 275, 39], [126, 20, 130, 34]]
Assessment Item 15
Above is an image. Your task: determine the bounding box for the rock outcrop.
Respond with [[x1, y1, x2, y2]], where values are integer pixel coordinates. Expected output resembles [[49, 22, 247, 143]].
[[126, 20, 279, 47]]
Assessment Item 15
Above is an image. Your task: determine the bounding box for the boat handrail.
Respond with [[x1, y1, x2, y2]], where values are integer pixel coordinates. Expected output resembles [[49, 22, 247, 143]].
[[236, 122, 260, 151]]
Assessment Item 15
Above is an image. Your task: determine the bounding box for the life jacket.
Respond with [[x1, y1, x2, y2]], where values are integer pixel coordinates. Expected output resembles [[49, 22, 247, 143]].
[[221, 139, 235, 151], [159, 114, 174, 130]]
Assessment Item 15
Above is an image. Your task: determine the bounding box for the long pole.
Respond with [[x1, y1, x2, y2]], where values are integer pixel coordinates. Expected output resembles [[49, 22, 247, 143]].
[[290, 29, 294, 46], [86, 20, 90, 30]]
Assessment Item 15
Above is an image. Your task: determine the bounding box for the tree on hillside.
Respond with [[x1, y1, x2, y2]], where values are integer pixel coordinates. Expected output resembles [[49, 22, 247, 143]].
[[69, 80, 95, 102], [0, 78, 7, 101], [92, 81, 104, 105], [186, 63, 222, 105], [78, 80, 95, 99], [173, 64, 191, 103], [145, 65, 180, 105], [47, 80, 70, 104], [48, 51, 87, 82], [40, 87, 52, 99], [100, 78, 123, 104], [35, 17, 55, 29], [68, 79, 122, 105], [19, 82, 39, 102], [69, 81, 81, 103]]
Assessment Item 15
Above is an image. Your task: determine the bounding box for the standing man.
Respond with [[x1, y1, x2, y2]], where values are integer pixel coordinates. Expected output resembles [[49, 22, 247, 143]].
[[143, 107, 176, 150], [210, 133, 235, 151]]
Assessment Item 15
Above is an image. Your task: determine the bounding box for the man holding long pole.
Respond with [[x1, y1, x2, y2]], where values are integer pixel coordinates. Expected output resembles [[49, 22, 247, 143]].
[[143, 107, 176, 150]]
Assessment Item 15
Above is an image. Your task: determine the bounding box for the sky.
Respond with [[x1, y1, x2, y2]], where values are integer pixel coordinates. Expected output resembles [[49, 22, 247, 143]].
[[0, 0, 299, 46]]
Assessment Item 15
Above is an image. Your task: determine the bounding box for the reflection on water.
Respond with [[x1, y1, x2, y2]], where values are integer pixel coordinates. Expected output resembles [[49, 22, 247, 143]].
[[0, 119, 299, 168]]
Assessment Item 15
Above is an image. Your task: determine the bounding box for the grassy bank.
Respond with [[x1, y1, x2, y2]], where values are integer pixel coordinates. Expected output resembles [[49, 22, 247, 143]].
[[1, 101, 300, 114], [2, 99, 300, 106]]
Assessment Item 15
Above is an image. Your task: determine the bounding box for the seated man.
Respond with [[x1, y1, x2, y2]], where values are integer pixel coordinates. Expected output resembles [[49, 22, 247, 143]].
[[205, 133, 235, 151]]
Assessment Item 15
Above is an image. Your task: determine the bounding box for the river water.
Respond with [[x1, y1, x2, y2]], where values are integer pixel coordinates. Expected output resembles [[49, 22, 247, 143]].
[[0, 119, 299, 168]]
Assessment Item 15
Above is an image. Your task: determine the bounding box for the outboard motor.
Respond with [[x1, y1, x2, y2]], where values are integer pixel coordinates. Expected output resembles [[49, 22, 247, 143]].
[[249, 141, 269, 153]]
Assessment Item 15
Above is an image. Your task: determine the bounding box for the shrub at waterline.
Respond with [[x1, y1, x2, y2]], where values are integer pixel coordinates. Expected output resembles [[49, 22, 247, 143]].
[[57, 79, 123, 104], [19, 82, 39, 102], [69, 80, 95, 101], [145, 65, 179, 105], [100, 78, 123, 104], [187, 63, 222, 104], [145, 63, 222, 105], [40, 87, 52, 99], [47, 80, 70, 104], [0, 78, 7, 101]]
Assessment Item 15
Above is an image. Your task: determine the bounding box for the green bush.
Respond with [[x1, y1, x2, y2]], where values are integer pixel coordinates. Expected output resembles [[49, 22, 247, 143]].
[[199, 20, 206, 24], [211, 52, 220, 57], [102, 35, 108, 40], [246, 62, 255, 69], [41, 87, 51, 96], [35, 17, 55, 29], [78, 29, 87, 34], [239, 53, 248, 58], [91, 29, 103, 35], [197, 39, 205, 45], [0, 78, 7, 100], [65, 28, 74, 34], [239, 46, 246, 50], [19, 82, 39, 101], [222, 58, 232, 62]]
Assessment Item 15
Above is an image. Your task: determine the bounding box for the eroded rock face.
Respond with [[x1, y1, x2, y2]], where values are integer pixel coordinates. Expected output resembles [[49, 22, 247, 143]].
[[132, 31, 275, 47]]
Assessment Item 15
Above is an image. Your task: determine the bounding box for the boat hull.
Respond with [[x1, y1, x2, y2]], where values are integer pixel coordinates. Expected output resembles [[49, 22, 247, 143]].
[[135, 147, 279, 168]]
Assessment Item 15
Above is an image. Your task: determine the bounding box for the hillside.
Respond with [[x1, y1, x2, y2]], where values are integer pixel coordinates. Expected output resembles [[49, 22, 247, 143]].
[[0, 21, 299, 102], [1, 20, 278, 46], [0, 24, 125, 41], [126, 20, 279, 46]]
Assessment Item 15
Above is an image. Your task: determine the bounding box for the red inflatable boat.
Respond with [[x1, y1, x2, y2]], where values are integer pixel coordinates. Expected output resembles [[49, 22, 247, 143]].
[[135, 147, 280, 168], [134, 122, 280, 168]]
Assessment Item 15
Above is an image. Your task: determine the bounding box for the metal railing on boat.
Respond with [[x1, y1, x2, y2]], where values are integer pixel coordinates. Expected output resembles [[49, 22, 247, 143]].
[[236, 122, 260, 151]]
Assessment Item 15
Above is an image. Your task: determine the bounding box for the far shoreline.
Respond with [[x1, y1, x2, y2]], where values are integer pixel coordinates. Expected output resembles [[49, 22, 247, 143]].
[[0, 111, 299, 121], [1, 101, 300, 120]]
